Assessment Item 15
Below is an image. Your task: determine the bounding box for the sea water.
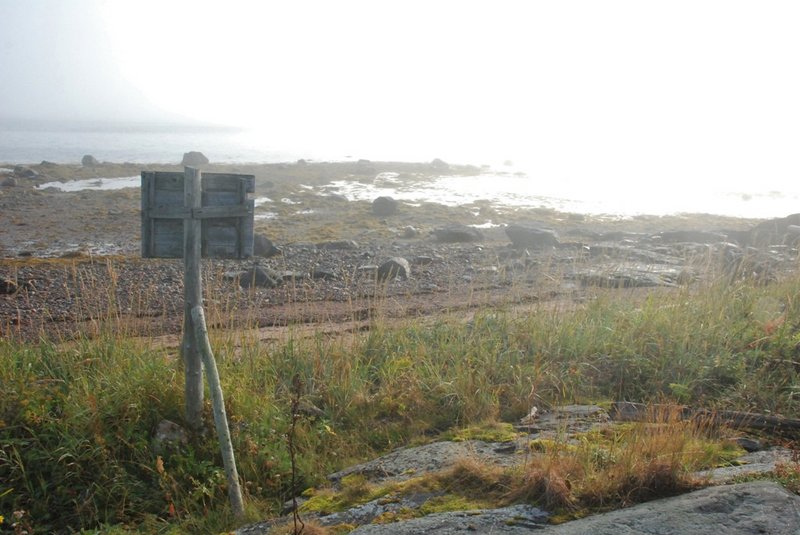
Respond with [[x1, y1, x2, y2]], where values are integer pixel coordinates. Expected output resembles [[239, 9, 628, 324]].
[[5, 120, 798, 219]]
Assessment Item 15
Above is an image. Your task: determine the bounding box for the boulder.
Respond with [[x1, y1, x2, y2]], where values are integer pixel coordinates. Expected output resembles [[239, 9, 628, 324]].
[[536, 482, 800, 535], [81, 154, 99, 166], [13, 165, 38, 178], [372, 196, 399, 216], [240, 266, 282, 289], [505, 225, 559, 249], [433, 225, 483, 243], [1, 177, 18, 187], [346, 482, 800, 535], [744, 213, 800, 245], [0, 277, 18, 294], [181, 151, 209, 166], [377, 257, 411, 281], [253, 234, 280, 258]]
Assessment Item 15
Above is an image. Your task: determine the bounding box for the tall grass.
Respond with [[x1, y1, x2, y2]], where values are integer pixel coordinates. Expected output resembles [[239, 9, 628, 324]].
[[2, 270, 800, 531]]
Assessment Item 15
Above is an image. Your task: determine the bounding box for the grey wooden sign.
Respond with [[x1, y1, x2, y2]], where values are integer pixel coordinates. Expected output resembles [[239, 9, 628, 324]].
[[141, 170, 255, 259]]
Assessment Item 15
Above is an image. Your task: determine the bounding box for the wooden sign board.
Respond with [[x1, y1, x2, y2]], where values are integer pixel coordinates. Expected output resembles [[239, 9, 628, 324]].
[[141, 170, 255, 259]]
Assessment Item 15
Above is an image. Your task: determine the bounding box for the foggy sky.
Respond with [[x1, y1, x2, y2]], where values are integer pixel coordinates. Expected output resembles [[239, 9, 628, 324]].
[[1, 0, 799, 191], [0, 0, 170, 123]]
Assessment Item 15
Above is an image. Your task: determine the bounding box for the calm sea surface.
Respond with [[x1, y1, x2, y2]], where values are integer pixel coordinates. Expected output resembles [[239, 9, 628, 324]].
[[4, 121, 797, 219]]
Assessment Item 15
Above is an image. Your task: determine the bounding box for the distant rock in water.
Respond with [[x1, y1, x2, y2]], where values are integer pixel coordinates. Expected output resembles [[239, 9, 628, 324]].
[[181, 151, 209, 166], [81, 154, 99, 166]]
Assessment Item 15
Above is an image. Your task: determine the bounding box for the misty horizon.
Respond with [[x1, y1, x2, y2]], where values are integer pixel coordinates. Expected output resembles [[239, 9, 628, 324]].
[[2, 0, 799, 214]]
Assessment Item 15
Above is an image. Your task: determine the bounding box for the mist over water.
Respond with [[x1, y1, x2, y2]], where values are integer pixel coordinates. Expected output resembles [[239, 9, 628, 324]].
[[4, 121, 798, 219]]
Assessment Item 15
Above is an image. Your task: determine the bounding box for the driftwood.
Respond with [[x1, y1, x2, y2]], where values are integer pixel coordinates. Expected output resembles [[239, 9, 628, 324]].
[[611, 401, 800, 437]]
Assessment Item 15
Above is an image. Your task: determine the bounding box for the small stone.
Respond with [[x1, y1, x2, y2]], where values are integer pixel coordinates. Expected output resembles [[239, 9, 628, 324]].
[[240, 266, 282, 288], [152, 419, 188, 454], [254, 234, 281, 258], [377, 257, 411, 281], [0, 277, 19, 294], [402, 226, 418, 239], [734, 437, 763, 453], [312, 268, 338, 280]]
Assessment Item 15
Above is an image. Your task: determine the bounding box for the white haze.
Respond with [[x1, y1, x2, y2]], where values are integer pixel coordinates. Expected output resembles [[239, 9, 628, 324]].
[[1, 0, 799, 213]]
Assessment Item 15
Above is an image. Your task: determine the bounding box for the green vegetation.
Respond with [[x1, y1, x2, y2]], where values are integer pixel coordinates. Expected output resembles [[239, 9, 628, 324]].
[[2, 271, 800, 532]]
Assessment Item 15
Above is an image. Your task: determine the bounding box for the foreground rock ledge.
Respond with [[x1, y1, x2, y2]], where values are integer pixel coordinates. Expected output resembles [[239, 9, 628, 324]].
[[349, 482, 800, 535]]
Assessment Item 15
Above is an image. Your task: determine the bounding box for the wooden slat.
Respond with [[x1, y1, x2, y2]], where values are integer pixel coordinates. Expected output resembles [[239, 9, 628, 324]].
[[142, 169, 254, 259], [203, 173, 255, 193]]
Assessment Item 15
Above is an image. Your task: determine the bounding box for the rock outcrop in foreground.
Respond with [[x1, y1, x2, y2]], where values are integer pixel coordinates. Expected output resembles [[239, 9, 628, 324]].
[[350, 482, 799, 535], [237, 405, 800, 535]]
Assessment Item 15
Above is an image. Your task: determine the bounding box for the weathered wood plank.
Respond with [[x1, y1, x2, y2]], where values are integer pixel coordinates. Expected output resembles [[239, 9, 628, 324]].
[[203, 173, 255, 193], [141, 172, 152, 257]]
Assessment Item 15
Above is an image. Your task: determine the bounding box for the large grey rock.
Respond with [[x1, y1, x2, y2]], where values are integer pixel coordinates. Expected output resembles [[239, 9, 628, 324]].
[[181, 151, 209, 166], [695, 448, 794, 483], [13, 165, 38, 178], [744, 213, 800, 246], [327, 440, 521, 487], [350, 504, 548, 534], [350, 482, 800, 535], [538, 482, 800, 535], [506, 225, 559, 249], [372, 196, 399, 216]]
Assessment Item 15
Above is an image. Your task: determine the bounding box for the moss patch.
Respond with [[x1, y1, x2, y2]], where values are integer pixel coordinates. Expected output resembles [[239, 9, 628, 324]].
[[443, 422, 520, 443]]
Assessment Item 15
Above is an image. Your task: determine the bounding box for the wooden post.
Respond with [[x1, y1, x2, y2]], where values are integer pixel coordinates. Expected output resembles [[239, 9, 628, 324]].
[[191, 305, 245, 517], [183, 166, 204, 430]]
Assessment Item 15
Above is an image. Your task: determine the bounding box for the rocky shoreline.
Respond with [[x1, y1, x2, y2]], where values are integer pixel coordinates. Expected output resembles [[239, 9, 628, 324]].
[[2, 160, 800, 342]]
